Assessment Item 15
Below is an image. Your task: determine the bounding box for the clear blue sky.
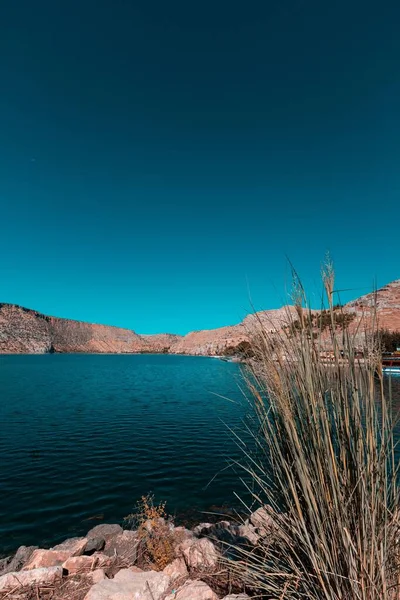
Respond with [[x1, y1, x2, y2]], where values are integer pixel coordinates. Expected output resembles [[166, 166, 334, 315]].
[[0, 0, 399, 334]]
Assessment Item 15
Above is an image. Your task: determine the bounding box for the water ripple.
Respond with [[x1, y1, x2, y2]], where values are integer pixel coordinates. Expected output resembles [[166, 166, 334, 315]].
[[0, 354, 247, 554]]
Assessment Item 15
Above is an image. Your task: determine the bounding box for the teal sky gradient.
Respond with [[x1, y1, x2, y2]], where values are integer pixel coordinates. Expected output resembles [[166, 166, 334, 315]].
[[0, 0, 399, 334]]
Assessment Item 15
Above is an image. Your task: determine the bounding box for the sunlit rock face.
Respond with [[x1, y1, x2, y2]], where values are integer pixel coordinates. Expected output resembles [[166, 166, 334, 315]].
[[1, 280, 400, 355], [345, 279, 400, 332], [0, 303, 148, 354], [0, 304, 53, 353]]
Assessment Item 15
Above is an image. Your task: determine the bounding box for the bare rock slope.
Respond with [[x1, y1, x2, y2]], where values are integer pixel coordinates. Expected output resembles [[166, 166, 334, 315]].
[[345, 279, 400, 331], [1, 279, 400, 355], [0, 304, 150, 354]]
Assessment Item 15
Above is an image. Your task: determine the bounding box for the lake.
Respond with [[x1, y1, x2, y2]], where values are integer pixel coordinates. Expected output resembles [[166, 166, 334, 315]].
[[1, 354, 400, 557], [0, 354, 249, 555]]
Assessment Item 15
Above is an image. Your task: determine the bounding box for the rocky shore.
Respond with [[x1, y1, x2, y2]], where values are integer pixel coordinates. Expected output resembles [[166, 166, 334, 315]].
[[0, 508, 270, 599]]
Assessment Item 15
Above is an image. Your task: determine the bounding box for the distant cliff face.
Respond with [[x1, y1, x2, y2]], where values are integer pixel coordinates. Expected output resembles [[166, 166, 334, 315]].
[[0, 304, 151, 354], [0, 304, 53, 353], [345, 280, 400, 331], [1, 280, 400, 355], [49, 317, 148, 353], [169, 324, 248, 356]]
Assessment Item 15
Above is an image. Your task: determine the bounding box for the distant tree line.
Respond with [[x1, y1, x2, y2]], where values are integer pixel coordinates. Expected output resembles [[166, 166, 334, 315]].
[[286, 306, 356, 337], [378, 329, 400, 353], [223, 340, 254, 357]]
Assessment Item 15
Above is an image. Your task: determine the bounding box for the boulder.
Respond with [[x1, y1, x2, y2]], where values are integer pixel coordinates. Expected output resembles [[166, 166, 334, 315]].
[[62, 553, 112, 574], [52, 536, 88, 556], [172, 527, 194, 555], [173, 526, 194, 542], [86, 524, 122, 540], [163, 557, 188, 582], [179, 538, 219, 570], [85, 537, 106, 555], [23, 537, 89, 571], [86, 569, 107, 583], [192, 522, 214, 537], [165, 579, 218, 600], [23, 548, 72, 570], [203, 521, 236, 545], [194, 521, 259, 547], [237, 524, 259, 546], [0, 556, 11, 574], [129, 566, 144, 573], [84, 568, 170, 600], [0, 566, 63, 591], [249, 507, 273, 536], [102, 530, 138, 563], [0, 546, 38, 575]]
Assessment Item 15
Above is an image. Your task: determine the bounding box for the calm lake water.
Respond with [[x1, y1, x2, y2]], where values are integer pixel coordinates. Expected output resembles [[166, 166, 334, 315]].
[[0, 354, 249, 555], [1, 355, 400, 557]]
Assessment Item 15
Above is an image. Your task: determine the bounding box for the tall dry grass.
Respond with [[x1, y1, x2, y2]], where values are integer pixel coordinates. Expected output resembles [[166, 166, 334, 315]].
[[231, 265, 400, 599]]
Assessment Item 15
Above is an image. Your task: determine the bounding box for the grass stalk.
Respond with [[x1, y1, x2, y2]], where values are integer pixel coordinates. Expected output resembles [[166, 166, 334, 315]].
[[230, 266, 400, 599]]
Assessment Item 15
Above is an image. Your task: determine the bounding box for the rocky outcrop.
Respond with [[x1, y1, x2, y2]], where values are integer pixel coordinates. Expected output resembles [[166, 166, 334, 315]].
[[84, 569, 171, 600], [0, 566, 63, 591], [0, 304, 149, 354], [169, 324, 248, 356], [0, 303, 295, 356], [0, 304, 53, 353], [0, 514, 258, 598], [1, 279, 400, 355], [141, 333, 183, 353], [345, 279, 400, 331], [165, 579, 218, 600]]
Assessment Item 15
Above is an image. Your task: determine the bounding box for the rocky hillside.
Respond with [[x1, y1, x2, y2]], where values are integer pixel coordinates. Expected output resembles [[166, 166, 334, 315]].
[[0, 304, 153, 354], [345, 279, 400, 331], [1, 280, 399, 355], [0, 303, 290, 356]]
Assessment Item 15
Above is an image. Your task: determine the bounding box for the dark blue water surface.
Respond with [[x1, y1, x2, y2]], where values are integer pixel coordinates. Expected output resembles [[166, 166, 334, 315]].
[[0, 354, 248, 555]]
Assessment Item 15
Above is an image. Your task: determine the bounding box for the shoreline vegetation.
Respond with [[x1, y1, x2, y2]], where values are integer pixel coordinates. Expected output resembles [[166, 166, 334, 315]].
[[227, 264, 400, 599], [1, 265, 400, 598]]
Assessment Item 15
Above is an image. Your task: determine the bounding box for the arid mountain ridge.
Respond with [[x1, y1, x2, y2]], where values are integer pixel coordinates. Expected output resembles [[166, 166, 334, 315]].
[[1, 279, 399, 355]]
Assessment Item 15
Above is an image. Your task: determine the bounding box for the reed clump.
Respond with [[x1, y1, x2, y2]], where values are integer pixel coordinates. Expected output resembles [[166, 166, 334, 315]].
[[231, 265, 400, 599]]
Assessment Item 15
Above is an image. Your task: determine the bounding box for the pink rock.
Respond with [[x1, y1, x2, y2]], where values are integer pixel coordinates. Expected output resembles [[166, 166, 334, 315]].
[[62, 555, 96, 574], [237, 523, 259, 546], [86, 524, 122, 541], [86, 569, 106, 583], [84, 569, 170, 600], [63, 553, 112, 574], [173, 527, 195, 557], [179, 538, 220, 570], [249, 506, 273, 536], [165, 579, 218, 600], [52, 536, 88, 556], [0, 566, 63, 591], [23, 549, 72, 570], [173, 527, 194, 542], [103, 530, 138, 563], [0, 545, 38, 575], [163, 557, 188, 582]]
